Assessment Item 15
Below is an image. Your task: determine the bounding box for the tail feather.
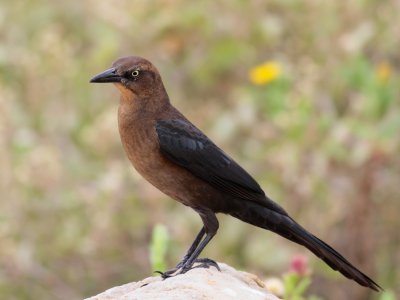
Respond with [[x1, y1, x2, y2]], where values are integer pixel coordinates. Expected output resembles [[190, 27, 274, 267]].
[[286, 218, 382, 291], [231, 201, 382, 291]]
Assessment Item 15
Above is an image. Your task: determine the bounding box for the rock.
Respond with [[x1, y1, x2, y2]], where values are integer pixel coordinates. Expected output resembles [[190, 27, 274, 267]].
[[86, 263, 280, 300]]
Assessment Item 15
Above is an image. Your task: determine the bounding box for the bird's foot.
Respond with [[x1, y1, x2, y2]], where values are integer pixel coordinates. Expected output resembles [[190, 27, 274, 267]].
[[191, 258, 220, 271], [155, 258, 220, 279], [155, 266, 181, 279]]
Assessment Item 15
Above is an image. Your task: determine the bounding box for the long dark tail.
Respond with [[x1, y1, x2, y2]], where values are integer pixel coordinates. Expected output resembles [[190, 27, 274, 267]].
[[231, 201, 382, 291]]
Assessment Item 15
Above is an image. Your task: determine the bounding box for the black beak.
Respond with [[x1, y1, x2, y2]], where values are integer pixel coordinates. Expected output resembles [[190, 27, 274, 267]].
[[90, 68, 122, 83]]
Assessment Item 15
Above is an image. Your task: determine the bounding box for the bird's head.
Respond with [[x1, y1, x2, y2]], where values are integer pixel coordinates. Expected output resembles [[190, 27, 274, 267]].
[[90, 56, 165, 100]]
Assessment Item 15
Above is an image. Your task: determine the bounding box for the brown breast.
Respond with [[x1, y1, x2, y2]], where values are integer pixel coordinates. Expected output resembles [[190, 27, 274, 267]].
[[117, 107, 224, 211]]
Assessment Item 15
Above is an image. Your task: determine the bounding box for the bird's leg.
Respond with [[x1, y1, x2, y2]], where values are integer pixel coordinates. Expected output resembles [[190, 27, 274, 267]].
[[178, 231, 218, 274], [158, 211, 219, 278], [157, 227, 205, 278], [175, 226, 206, 268], [179, 211, 220, 274]]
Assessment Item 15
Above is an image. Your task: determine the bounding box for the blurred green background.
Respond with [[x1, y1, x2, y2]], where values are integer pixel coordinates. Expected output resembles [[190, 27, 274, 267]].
[[1, 1, 399, 299]]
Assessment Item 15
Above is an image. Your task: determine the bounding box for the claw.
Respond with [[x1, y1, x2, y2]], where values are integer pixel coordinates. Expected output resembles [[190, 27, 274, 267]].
[[155, 259, 186, 279], [155, 270, 177, 279], [192, 258, 220, 271], [156, 258, 219, 279]]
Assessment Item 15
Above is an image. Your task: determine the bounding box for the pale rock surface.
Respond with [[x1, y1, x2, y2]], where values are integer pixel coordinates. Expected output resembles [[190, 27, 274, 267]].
[[86, 263, 280, 300]]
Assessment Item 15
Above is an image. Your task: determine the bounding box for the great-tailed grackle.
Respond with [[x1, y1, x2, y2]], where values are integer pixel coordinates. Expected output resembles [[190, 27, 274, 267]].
[[90, 56, 381, 291]]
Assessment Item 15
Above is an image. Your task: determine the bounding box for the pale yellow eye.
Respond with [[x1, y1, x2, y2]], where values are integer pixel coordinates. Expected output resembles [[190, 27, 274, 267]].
[[131, 70, 140, 77]]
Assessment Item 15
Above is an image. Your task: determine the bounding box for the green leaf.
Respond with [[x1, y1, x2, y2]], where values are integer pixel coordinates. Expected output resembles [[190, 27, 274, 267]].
[[292, 277, 311, 297], [149, 224, 169, 272], [379, 290, 396, 300]]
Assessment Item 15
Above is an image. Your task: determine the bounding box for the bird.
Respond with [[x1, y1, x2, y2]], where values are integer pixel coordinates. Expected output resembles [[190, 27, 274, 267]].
[[90, 56, 382, 291]]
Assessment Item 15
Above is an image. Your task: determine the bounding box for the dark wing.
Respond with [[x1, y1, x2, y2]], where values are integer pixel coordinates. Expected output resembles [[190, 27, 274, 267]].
[[155, 119, 287, 215]]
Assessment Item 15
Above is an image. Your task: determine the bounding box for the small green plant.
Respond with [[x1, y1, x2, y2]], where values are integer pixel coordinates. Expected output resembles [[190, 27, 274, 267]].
[[281, 255, 323, 300], [379, 290, 396, 300], [149, 224, 170, 272], [283, 272, 313, 300]]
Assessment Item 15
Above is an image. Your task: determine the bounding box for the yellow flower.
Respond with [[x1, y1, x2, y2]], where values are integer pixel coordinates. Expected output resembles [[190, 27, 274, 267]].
[[249, 61, 281, 85], [376, 62, 392, 82]]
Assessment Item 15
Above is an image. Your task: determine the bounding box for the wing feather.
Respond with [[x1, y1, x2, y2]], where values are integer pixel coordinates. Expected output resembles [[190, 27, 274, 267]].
[[156, 119, 287, 215]]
